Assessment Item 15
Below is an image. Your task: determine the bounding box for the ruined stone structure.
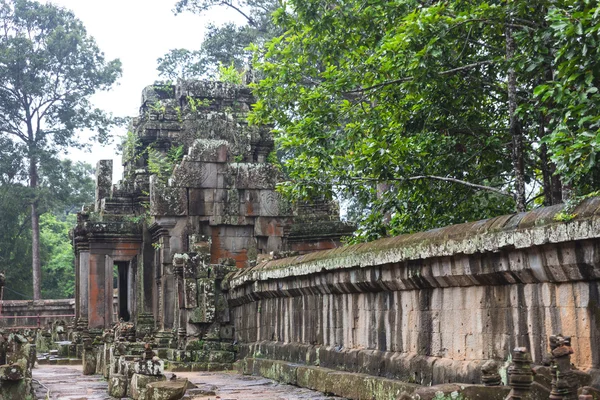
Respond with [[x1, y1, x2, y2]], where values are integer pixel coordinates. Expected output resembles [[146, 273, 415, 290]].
[[66, 79, 600, 399], [0, 331, 36, 399], [71, 81, 352, 392], [0, 299, 75, 329], [226, 198, 600, 398]]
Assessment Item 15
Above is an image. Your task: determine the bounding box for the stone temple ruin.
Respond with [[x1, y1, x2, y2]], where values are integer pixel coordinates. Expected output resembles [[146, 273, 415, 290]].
[[66, 80, 353, 398], [7, 80, 600, 400]]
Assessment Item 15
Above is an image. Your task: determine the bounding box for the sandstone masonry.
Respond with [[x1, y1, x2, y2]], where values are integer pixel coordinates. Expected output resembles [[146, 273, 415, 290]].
[[226, 197, 600, 391]]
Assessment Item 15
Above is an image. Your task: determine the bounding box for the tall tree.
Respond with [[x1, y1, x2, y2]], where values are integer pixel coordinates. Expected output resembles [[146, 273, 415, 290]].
[[249, 0, 600, 241], [157, 0, 279, 79], [0, 0, 122, 299]]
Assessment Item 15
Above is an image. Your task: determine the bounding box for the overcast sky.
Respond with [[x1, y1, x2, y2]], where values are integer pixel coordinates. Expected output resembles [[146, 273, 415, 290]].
[[41, 0, 242, 181]]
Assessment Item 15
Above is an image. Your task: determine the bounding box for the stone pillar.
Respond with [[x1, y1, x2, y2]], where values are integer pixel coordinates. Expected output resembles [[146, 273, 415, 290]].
[[135, 227, 156, 338], [88, 252, 107, 329], [481, 360, 501, 386], [162, 264, 175, 329], [77, 250, 90, 330], [172, 255, 186, 349], [95, 160, 113, 212], [506, 347, 533, 399], [549, 335, 578, 400]]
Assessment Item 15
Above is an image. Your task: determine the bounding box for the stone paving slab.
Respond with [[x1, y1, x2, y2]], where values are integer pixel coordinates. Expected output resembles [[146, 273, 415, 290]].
[[32, 364, 344, 400], [176, 371, 344, 399]]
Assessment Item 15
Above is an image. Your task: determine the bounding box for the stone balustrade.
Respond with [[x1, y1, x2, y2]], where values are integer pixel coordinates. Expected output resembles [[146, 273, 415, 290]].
[[225, 198, 600, 388]]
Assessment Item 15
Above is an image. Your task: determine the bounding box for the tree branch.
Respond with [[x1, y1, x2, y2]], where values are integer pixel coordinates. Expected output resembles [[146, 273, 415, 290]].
[[346, 60, 495, 93], [220, 1, 256, 27], [295, 174, 514, 198], [404, 175, 513, 197]]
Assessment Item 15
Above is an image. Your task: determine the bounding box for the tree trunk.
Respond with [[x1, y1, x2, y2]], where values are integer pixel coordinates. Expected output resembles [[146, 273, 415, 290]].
[[29, 155, 41, 300], [506, 25, 526, 212]]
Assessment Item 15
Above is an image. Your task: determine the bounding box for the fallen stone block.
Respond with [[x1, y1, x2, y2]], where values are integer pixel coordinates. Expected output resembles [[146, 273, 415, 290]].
[[145, 379, 196, 400], [108, 373, 127, 398], [130, 373, 166, 400]]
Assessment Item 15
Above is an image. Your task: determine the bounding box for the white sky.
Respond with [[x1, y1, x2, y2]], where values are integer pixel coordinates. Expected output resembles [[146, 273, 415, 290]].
[[41, 0, 243, 182]]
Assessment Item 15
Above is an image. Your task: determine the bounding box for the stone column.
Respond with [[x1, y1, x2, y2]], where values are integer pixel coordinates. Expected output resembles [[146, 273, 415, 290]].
[[88, 252, 107, 329], [481, 360, 501, 386], [506, 347, 533, 399], [549, 335, 578, 400], [135, 226, 156, 335], [104, 255, 115, 327], [78, 250, 90, 325], [172, 254, 186, 349]]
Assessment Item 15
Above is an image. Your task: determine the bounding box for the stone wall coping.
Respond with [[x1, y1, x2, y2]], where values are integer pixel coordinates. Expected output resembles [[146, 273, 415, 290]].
[[0, 299, 75, 307], [226, 197, 600, 289]]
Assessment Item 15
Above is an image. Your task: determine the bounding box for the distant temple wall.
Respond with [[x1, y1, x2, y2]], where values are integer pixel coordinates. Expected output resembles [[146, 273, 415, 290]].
[[225, 198, 600, 386], [0, 299, 75, 329]]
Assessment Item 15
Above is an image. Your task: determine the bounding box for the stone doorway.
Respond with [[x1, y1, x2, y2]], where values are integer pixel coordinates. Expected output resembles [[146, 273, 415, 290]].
[[113, 261, 133, 323]]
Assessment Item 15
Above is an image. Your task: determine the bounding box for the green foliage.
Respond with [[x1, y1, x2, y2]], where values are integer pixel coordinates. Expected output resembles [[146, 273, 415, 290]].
[[121, 131, 141, 164], [218, 62, 244, 84], [158, 0, 279, 79], [554, 189, 600, 222], [186, 96, 211, 113], [0, 0, 121, 297], [149, 101, 167, 114], [147, 144, 185, 183], [249, 0, 600, 241], [536, 3, 600, 187], [39, 213, 76, 299]]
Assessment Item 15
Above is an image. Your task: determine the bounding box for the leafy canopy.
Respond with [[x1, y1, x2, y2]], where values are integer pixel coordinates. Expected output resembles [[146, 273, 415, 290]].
[[249, 0, 600, 241], [158, 0, 279, 79], [0, 0, 122, 150]]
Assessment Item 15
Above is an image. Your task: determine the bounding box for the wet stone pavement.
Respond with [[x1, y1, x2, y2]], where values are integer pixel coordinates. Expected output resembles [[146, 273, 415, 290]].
[[32, 364, 344, 400]]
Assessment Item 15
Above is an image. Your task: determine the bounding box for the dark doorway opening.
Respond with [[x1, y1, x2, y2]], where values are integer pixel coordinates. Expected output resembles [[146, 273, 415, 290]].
[[114, 262, 130, 322]]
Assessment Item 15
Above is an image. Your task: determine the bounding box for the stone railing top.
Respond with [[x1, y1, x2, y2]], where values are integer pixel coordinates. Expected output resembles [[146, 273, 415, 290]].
[[226, 197, 600, 289]]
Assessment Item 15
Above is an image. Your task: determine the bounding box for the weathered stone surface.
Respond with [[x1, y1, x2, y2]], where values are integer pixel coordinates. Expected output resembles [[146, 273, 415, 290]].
[[247, 358, 421, 399], [130, 372, 166, 400], [134, 359, 165, 376], [227, 198, 600, 386], [95, 160, 112, 212], [0, 364, 24, 381], [145, 378, 195, 400], [108, 373, 128, 398], [0, 378, 32, 400], [82, 347, 97, 375]]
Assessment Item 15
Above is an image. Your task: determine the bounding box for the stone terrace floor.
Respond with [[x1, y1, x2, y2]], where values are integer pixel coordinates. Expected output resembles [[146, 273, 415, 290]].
[[33, 364, 344, 400]]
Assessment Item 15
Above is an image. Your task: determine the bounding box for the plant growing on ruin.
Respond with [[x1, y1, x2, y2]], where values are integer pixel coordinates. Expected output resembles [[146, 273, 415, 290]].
[[218, 62, 244, 85], [147, 144, 185, 183], [187, 96, 212, 113], [149, 101, 167, 114], [0, 0, 122, 299], [121, 132, 141, 165]]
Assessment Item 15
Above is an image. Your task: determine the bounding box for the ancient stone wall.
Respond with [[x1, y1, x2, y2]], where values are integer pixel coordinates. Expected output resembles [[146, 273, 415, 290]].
[[0, 299, 75, 328], [225, 198, 600, 387]]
